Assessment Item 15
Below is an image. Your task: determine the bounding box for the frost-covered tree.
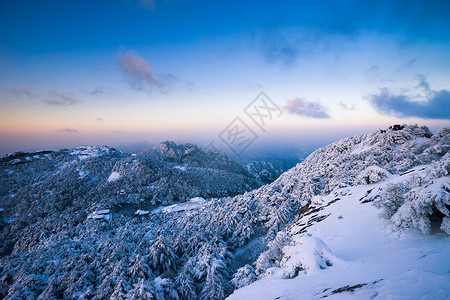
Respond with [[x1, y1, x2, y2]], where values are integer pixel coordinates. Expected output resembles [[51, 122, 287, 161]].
[[148, 235, 178, 276], [254, 231, 291, 276], [231, 265, 257, 289], [375, 183, 408, 219], [110, 278, 128, 300], [128, 279, 154, 300], [357, 166, 390, 185], [129, 254, 154, 283], [379, 153, 450, 234], [199, 258, 229, 300], [175, 263, 197, 300], [265, 200, 294, 238], [152, 277, 179, 300]]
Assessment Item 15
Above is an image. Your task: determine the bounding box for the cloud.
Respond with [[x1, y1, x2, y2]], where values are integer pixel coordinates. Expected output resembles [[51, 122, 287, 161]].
[[119, 48, 176, 94], [45, 90, 80, 106], [85, 86, 119, 96], [4, 86, 81, 107], [252, 1, 450, 66], [112, 130, 121, 134], [95, 117, 104, 122], [9, 86, 37, 98], [415, 74, 430, 91], [257, 27, 300, 66], [369, 76, 450, 119], [86, 88, 106, 95], [56, 128, 78, 133], [339, 101, 356, 111], [363, 65, 381, 82], [284, 98, 330, 119], [369, 88, 450, 120]]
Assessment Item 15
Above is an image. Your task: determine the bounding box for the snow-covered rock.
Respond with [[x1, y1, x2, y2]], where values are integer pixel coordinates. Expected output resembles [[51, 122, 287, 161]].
[[279, 236, 340, 277], [107, 171, 122, 182]]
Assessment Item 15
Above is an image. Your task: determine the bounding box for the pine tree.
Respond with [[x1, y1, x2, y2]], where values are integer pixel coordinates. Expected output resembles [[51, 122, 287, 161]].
[[128, 279, 155, 300], [148, 235, 178, 276]]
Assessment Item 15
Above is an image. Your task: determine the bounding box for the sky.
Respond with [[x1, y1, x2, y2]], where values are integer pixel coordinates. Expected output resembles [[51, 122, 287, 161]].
[[0, 0, 450, 156]]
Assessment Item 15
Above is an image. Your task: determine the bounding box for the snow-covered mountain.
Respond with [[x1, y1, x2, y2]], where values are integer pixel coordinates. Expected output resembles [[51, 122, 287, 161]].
[[0, 144, 262, 255], [0, 125, 448, 299], [228, 161, 450, 299], [140, 141, 296, 184]]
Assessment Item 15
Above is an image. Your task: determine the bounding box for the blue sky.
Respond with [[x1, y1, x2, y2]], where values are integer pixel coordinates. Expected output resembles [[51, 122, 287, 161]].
[[1, 0, 449, 155]]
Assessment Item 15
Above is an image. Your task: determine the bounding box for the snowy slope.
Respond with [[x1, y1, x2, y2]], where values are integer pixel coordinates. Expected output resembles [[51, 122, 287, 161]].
[[228, 163, 450, 299]]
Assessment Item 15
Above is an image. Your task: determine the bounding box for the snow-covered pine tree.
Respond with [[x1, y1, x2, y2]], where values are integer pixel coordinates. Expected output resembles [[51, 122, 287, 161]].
[[148, 235, 178, 276], [127, 279, 154, 300], [199, 258, 229, 300], [231, 264, 257, 289], [174, 262, 197, 300]]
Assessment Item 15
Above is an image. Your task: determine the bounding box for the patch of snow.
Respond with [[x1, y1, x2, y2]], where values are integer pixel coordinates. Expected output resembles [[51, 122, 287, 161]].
[[189, 196, 205, 203], [350, 142, 375, 155], [135, 209, 149, 215], [151, 197, 207, 214], [107, 171, 122, 182], [78, 168, 89, 179], [71, 146, 111, 160], [10, 159, 21, 165], [174, 165, 187, 171]]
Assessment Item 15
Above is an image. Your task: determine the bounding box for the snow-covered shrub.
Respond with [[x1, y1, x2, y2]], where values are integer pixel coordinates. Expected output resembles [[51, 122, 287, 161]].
[[391, 176, 450, 234], [231, 265, 257, 289], [279, 236, 339, 278], [380, 154, 450, 235], [357, 166, 390, 185], [254, 231, 291, 276], [374, 183, 408, 219]]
